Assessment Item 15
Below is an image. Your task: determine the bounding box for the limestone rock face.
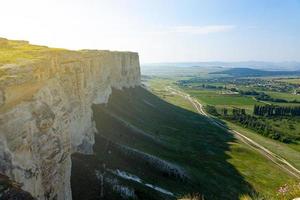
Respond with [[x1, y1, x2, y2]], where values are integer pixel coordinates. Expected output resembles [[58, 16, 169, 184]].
[[0, 50, 141, 199]]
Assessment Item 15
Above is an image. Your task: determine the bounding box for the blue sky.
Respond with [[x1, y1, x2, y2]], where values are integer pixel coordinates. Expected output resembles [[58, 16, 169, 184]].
[[0, 0, 299, 63]]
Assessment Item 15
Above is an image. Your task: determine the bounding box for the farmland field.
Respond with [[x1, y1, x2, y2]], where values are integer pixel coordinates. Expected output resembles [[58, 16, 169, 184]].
[[145, 74, 300, 176], [276, 78, 300, 84], [145, 77, 299, 199]]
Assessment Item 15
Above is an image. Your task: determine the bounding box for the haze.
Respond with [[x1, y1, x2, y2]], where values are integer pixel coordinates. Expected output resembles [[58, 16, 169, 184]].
[[0, 0, 299, 63]]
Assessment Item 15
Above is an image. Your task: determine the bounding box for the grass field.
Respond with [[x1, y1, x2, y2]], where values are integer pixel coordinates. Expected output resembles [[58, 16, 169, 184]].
[[185, 90, 256, 106], [225, 121, 300, 169], [147, 78, 197, 112], [265, 91, 300, 101], [266, 117, 300, 139], [275, 78, 300, 84], [72, 84, 296, 200], [171, 78, 300, 145], [184, 89, 262, 114], [168, 75, 300, 142], [0, 38, 66, 65], [147, 79, 299, 198], [149, 78, 300, 183]]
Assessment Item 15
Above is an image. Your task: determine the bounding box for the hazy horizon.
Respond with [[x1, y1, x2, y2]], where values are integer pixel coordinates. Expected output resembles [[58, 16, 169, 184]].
[[1, 0, 300, 63], [141, 60, 300, 65]]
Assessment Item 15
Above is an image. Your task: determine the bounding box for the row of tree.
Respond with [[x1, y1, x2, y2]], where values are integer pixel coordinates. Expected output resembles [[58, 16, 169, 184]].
[[205, 105, 293, 143], [219, 107, 246, 116], [255, 93, 290, 103], [254, 105, 300, 116], [205, 105, 219, 116], [240, 90, 300, 103], [227, 110, 292, 143]]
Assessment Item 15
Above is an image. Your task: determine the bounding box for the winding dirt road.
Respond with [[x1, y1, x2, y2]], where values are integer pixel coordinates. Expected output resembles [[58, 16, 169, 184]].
[[166, 86, 300, 179]]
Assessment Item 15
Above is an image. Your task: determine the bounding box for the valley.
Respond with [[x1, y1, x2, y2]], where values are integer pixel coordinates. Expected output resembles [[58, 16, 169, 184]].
[[1, 39, 300, 199], [72, 87, 297, 200], [1, 1, 300, 199], [142, 66, 300, 199]]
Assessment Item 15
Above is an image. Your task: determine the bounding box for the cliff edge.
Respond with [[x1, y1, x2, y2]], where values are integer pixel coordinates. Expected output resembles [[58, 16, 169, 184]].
[[0, 38, 141, 199]]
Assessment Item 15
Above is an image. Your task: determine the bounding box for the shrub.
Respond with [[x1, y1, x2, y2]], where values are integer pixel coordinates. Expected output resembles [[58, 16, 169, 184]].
[[277, 183, 300, 200], [178, 193, 205, 200]]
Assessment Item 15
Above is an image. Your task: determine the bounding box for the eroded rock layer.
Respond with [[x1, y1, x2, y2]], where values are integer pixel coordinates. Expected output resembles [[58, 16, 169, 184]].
[[0, 45, 140, 199]]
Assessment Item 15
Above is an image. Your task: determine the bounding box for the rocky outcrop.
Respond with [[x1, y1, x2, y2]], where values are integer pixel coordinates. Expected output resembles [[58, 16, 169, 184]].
[[0, 41, 141, 199]]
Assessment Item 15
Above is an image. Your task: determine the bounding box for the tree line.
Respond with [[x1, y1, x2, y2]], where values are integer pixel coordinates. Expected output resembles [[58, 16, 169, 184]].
[[240, 90, 300, 104], [254, 105, 300, 116], [204, 105, 293, 143]]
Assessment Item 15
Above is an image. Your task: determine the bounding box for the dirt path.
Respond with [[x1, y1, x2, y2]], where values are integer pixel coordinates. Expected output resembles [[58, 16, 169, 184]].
[[166, 86, 300, 179]]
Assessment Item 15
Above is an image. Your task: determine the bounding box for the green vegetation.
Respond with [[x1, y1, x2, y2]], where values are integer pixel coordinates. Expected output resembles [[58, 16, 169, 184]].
[[0, 38, 66, 65], [187, 90, 257, 106], [204, 105, 219, 116], [169, 72, 300, 172], [176, 74, 300, 143], [210, 67, 300, 77], [206, 106, 294, 143], [254, 104, 300, 116], [149, 81, 300, 197], [72, 86, 296, 200], [252, 91, 300, 103], [139, 65, 300, 199], [276, 78, 300, 84], [265, 91, 300, 102]]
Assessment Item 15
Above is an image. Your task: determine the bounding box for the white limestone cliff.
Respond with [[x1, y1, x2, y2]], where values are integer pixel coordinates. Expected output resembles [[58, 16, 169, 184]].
[[0, 48, 141, 199]]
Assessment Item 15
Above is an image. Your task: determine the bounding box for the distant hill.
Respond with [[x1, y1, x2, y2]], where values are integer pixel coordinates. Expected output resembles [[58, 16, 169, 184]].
[[142, 61, 300, 70], [210, 68, 300, 77]]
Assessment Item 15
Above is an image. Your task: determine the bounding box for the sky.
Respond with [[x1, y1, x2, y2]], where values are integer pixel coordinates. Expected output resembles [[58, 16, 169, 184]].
[[0, 0, 299, 63]]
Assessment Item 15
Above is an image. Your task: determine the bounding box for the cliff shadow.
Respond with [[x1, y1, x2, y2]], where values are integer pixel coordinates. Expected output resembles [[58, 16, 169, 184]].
[[72, 86, 259, 200]]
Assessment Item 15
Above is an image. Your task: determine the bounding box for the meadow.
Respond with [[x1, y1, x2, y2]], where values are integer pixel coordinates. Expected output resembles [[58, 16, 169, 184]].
[[0, 38, 66, 65], [276, 78, 300, 84], [146, 78, 299, 199], [265, 91, 300, 102], [173, 74, 300, 140], [72, 83, 297, 200], [146, 76, 300, 187]]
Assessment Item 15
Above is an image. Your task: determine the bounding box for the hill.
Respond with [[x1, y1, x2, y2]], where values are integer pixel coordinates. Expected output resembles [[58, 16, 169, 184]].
[[71, 86, 296, 200], [210, 68, 300, 77]]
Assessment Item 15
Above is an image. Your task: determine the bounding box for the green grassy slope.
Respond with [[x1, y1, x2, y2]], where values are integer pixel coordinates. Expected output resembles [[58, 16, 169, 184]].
[[0, 38, 67, 66], [171, 81, 300, 166], [72, 87, 296, 200]]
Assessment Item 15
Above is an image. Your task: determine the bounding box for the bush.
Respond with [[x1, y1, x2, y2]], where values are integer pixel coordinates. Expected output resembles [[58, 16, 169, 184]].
[[204, 105, 219, 116], [277, 183, 300, 200], [178, 193, 205, 200]]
